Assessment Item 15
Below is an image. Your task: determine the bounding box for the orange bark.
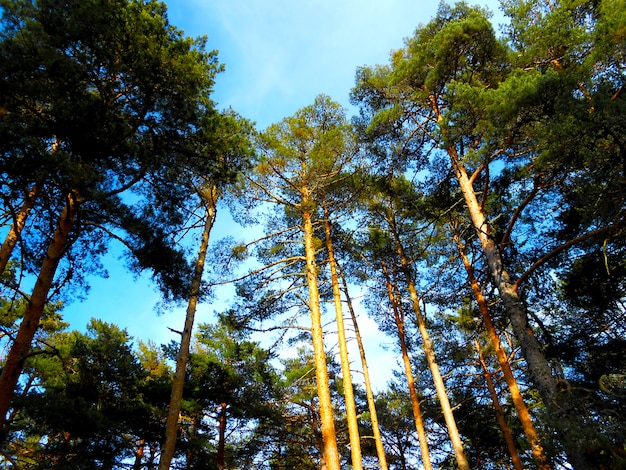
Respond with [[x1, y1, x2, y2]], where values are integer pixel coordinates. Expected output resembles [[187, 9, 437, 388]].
[[339, 265, 389, 470], [381, 261, 432, 470], [387, 213, 470, 470], [454, 233, 550, 469], [159, 185, 217, 470], [0, 191, 78, 432], [475, 339, 524, 470], [322, 205, 362, 469], [303, 206, 340, 470], [0, 183, 41, 275]]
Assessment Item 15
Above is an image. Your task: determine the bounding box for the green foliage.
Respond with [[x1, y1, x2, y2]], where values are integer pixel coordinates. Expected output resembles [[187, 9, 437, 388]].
[[1, 1, 625, 468], [9, 319, 164, 468]]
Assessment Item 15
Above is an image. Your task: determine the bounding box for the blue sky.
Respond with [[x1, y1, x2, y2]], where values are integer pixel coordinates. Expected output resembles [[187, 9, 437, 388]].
[[62, 0, 505, 387]]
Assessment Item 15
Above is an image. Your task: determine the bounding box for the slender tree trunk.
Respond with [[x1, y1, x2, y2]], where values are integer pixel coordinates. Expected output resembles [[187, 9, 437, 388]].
[[217, 403, 227, 470], [338, 264, 389, 470], [302, 205, 341, 470], [388, 214, 470, 470], [445, 144, 595, 469], [0, 183, 41, 275], [159, 185, 217, 470], [322, 203, 362, 470], [453, 232, 550, 469], [0, 191, 78, 434], [475, 339, 524, 470], [381, 260, 432, 470]]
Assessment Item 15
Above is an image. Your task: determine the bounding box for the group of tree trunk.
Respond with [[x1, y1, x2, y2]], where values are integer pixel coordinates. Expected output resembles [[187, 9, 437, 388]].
[[1, 0, 624, 469]]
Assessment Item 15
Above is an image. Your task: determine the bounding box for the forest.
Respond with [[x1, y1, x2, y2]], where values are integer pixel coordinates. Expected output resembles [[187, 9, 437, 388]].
[[0, 0, 625, 468]]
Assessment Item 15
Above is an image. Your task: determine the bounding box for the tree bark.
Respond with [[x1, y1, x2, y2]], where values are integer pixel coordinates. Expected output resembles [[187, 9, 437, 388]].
[[0, 183, 41, 275], [381, 260, 432, 470], [302, 205, 341, 470], [388, 213, 470, 470], [475, 339, 524, 470], [446, 141, 597, 469], [158, 185, 217, 470], [133, 438, 146, 470], [322, 203, 362, 470], [217, 403, 227, 470], [453, 232, 550, 469], [0, 191, 78, 433], [338, 264, 389, 470]]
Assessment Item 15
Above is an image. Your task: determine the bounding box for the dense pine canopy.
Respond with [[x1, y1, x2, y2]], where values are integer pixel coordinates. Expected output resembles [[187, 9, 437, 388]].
[[0, 0, 624, 468]]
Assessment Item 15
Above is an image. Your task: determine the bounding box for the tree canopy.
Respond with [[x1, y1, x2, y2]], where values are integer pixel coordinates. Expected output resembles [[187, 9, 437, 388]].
[[1, 1, 624, 469]]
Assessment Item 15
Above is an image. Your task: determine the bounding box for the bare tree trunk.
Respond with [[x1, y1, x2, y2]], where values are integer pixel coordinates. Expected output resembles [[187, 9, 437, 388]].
[[338, 264, 389, 470], [381, 260, 432, 470], [475, 339, 524, 470], [302, 206, 340, 470], [322, 204, 362, 470], [388, 214, 470, 470], [453, 232, 550, 469], [159, 185, 217, 470], [0, 191, 78, 434], [0, 183, 41, 275], [303, 207, 341, 470]]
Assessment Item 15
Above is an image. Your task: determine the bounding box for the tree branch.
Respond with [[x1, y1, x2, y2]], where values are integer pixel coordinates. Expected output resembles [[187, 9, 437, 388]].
[[515, 223, 624, 292]]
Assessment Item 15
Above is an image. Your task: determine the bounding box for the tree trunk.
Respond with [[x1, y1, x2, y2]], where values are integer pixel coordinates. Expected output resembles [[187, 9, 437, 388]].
[[475, 339, 524, 470], [322, 203, 362, 470], [338, 264, 389, 470], [453, 232, 550, 469], [159, 185, 217, 470], [217, 403, 227, 470], [134, 438, 146, 470], [381, 260, 432, 470], [0, 183, 41, 275], [388, 214, 470, 470], [446, 145, 596, 469], [302, 205, 340, 470], [0, 191, 78, 434]]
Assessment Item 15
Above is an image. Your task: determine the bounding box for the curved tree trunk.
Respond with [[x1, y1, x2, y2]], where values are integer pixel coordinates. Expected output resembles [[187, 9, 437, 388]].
[[453, 232, 550, 469], [0, 191, 78, 434], [338, 264, 389, 470], [381, 261, 432, 470], [446, 144, 596, 469], [0, 183, 41, 275], [302, 205, 340, 470], [158, 185, 217, 470], [322, 203, 362, 470]]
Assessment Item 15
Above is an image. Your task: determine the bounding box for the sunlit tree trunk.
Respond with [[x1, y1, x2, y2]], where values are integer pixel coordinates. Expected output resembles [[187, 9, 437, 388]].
[[0, 136, 57, 274], [388, 213, 470, 470], [322, 203, 362, 470], [0, 183, 41, 275], [0, 191, 79, 434], [302, 200, 340, 470], [453, 232, 550, 469], [475, 339, 524, 470], [441, 135, 600, 467], [380, 260, 432, 470], [159, 184, 217, 470], [133, 439, 146, 470], [338, 264, 389, 470]]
